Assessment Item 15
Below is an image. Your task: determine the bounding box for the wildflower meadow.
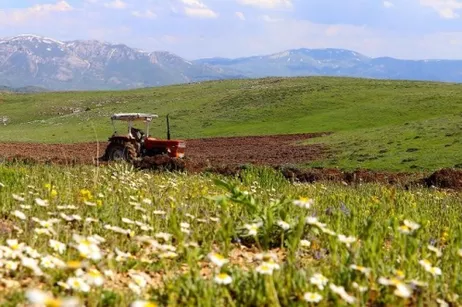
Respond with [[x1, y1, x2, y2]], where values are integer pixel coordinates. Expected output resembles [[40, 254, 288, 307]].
[[0, 163, 460, 306]]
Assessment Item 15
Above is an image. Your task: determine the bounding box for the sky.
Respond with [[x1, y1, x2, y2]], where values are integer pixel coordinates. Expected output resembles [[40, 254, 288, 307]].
[[1, 0, 462, 60]]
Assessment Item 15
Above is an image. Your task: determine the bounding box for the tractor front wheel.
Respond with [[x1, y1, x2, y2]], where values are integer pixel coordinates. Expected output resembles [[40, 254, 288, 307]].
[[105, 142, 137, 162]]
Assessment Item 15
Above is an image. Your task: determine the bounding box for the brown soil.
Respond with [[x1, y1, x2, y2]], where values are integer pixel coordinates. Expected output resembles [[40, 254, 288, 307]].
[[422, 168, 462, 190], [0, 133, 460, 191], [0, 142, 103, 165], [186, 133, 329, 166], [278, 167, 424, 188], [0, 133, 329, 166]]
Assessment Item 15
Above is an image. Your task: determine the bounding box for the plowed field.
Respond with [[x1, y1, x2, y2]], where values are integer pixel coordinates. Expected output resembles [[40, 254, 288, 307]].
[[0, 133, 329, 166], [0, 133, 460, 191]]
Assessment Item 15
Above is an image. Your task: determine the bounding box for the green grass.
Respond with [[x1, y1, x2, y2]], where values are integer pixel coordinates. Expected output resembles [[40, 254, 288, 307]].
[[0, 163, 460, 306], [0, 76, 461, 171], [305, 115, 462, 171]]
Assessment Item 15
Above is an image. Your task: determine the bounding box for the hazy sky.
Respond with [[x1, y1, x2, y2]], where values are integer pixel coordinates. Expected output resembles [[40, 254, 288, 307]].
[[1, 0, 462, 60]]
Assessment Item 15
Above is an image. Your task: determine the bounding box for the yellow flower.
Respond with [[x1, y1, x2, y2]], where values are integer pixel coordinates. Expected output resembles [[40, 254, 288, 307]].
[[394, 269, 405, 279], [441, 229, 449, 244], [96, 199, 103, 207], [130, 301, 157, 307], [371, 196, 380, 204], [158, 251, 178, 259], [79, 189, 93, 201], [50, 189, 58, 198], [66, 260, 83, 270]]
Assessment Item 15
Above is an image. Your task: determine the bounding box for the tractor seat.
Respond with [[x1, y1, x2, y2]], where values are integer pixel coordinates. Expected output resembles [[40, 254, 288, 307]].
[[130, 128, 144, 141]]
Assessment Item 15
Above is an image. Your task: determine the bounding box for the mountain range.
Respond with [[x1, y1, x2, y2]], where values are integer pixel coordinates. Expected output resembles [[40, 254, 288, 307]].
[[2, 34, 462, 91], [0, 85, 48, 93]]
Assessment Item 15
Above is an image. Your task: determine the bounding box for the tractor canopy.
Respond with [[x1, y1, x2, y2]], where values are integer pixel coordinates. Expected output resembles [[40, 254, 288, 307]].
[[110, 113, 158, 140], [111, 113, 158, 122]]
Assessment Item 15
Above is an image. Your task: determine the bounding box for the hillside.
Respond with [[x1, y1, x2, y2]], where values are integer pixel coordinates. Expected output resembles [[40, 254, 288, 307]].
[[0, 76, 460, 171]]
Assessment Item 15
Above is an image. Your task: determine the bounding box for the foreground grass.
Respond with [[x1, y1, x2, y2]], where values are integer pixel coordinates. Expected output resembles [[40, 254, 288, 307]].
[[0, 163, 460, 306], [0, 77, 462, 171]]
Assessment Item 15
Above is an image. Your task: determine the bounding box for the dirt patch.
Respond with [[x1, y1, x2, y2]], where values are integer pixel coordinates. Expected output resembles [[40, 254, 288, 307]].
[[0, 219, 15, 236], [279, 167, 462, 191], [186, 133, 329, 166], [278, 167, 421, 187], [422, 168, 462, 190], [0, 133, 328, 166], [133, 155, 188, 172], [279, 167, 345, 183], [0, 142, 102, 165]]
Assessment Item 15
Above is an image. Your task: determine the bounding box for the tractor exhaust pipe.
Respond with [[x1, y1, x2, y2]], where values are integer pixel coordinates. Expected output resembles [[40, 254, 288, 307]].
[[166, 114, 171, 140]]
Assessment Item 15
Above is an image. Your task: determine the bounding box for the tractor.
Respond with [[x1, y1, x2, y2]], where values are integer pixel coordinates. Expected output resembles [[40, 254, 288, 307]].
[[99, 113, 186, 162]]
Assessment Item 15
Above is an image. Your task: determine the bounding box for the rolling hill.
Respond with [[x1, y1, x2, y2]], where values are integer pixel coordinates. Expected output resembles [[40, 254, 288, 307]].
[[0, 76, 460, 171]]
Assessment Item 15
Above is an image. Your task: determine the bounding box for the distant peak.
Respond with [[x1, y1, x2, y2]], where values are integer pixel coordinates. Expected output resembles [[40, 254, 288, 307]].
[[4, 34, 65, 45], [152, 50, 177, 56], [66, 39, 110, 45], [268, 50, 291, 59]]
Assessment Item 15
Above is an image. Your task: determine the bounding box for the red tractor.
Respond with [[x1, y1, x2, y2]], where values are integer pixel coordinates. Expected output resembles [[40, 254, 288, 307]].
[[100, 113, 186, 162]]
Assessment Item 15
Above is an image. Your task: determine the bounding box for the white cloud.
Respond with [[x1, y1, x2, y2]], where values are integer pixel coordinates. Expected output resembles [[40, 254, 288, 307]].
[[30, 1, 73, 12], [0, 1, 73, 24], [132, 10, 157, 19], [104, 0, 127, 9], [383, 1, 394, 8], [180, 0, 218, 18], [181, 0, 207, 7], [261, 15, 283, 22], [184, 7, 218, 18], [235, 11, 246, 20], [237, 0, 292, 9], [420, 0, 462, 19]]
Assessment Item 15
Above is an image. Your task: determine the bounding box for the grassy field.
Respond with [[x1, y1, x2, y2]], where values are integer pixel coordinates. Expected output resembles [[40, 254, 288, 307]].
[[0, 76, 461, 171], [0, 163, 460, 306]]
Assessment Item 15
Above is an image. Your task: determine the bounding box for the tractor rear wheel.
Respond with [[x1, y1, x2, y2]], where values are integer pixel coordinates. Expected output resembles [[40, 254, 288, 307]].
[[105, 142, 137, 162]]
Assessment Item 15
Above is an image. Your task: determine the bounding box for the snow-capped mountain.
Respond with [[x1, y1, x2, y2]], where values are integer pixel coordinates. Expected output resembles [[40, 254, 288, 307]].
[[0, 34, 238, 90], [195, 48, 462, 82], [195, 48, 372, 78], [3, 34, 462, 90]]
